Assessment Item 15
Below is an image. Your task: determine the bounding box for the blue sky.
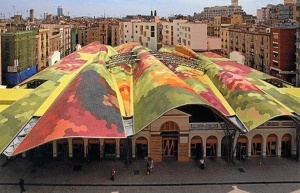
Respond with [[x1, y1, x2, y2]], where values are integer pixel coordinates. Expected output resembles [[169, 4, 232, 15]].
[[0, 0, 284, 18]]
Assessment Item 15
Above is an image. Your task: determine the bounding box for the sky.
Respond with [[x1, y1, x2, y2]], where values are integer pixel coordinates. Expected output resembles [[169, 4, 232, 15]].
[[0, 0, 285, 18]]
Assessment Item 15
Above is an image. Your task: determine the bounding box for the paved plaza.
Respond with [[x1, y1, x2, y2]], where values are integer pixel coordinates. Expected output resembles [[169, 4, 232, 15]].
[[0, 155, 300, 192]]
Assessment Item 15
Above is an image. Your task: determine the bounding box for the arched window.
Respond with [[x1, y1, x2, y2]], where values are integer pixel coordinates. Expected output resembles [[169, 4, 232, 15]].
[[160, 121, 179, 131]]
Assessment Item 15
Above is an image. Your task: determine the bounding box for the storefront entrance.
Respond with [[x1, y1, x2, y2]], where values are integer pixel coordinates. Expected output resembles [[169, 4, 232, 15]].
[[162, 137, 178, 157]]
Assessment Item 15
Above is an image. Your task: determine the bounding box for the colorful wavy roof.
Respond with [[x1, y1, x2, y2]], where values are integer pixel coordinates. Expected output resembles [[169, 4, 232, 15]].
[[0, 41, 300, 156]]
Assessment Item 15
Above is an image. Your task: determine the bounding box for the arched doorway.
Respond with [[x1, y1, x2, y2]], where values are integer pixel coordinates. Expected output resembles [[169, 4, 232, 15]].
[[120, 138, 127, 161], [88, 138, 100, 162], [190, 136, 203, 160], [57, 139, 68, 160], [236, 135, 248, 160], [136, 137, 148, 159], [221, 136, 229, 158], [251, 134, 262, 156], [104, 139, 116, 160], [161, 121, 179, 160], [266, 134, 277, 156], [206, 136, 217, 157], [281, 133, 292, 157], [73, 138, 84, 159]]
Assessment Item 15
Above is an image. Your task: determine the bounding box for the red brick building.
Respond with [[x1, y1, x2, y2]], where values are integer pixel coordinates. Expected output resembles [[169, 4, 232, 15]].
[[270, 27, 296, 84]]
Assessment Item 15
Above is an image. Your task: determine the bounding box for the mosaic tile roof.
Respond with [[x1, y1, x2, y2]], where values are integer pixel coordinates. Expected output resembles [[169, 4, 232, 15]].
[[0, 41, 299, 156]]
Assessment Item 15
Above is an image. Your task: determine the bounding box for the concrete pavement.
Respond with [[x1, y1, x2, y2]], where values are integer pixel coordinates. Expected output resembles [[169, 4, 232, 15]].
[[0, 155, 300, 191]]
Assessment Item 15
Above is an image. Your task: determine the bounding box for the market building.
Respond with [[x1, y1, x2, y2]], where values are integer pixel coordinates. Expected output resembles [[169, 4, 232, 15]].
[[0, 41, 299, 164]]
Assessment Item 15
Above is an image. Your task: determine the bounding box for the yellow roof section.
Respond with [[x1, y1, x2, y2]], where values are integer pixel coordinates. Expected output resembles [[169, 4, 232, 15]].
[[0, 89, 33, 103], [281, 88, 300, 100]]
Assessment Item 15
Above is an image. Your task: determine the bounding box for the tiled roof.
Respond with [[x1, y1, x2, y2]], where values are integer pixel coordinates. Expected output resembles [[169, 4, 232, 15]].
[[0, 41, 299, 156]]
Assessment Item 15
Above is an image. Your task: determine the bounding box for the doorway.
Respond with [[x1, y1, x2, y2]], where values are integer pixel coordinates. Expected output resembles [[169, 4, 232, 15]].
[[88, 139, 100, 161], [266, 134, 277, 156], [281, 133, 291, 157], [162, 137, 178, 157], [251, 134, 262, 156]]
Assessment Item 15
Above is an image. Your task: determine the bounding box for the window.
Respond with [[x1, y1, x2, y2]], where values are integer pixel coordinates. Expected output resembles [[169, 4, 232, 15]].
[[151, 32, 155, 37], [151, 26, 155, 31]]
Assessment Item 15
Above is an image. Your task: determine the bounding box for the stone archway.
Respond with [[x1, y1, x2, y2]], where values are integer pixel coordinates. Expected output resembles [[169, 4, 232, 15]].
[[251, 134, 263, 156], [136, 137, 148, 159], [190, 136, 203, 159], [266, 134, 277, 156], [236, 135, 248, 160], [206, 136, 217, 157]]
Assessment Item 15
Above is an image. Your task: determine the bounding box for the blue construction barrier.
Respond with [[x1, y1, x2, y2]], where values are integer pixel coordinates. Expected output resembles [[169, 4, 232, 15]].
[[3, 65, 37, 87]]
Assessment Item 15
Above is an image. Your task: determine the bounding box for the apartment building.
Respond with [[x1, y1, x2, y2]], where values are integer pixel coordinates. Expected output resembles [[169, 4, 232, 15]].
[[40, 24, 72, 58], [120, 21, 159, 51], [270, 27, 296, 84], [87, 25, 99, 45], [178, 23, 208, 51], [78, 26, 87, 46], [201, 5, 245, 19], [227, 26, 270, 73], [1, 31, 36, 86], [37, 29, 50, 70], [220, 25, 231, 57], [111, 22, 120, 47], [99, 21, 109, 45], [161, 19, 188, 46]]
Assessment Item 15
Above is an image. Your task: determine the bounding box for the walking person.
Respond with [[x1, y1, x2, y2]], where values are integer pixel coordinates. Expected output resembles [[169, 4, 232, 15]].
[[200, 158, 205, 170], [19, 178, 25, 193], [146, 161, 151, 175], [110, 169, 116, 181], [150, 157, 154, 171]]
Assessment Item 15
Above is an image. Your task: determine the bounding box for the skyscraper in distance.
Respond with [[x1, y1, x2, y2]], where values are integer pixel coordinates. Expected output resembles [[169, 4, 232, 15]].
[[57, 6, 63, 17]]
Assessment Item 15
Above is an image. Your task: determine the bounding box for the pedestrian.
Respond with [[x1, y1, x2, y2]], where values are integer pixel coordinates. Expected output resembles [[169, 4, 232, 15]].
[[111, 169, 116, 181], [146, 162, 151, 175], [19, 178, 25, 193], [150, 157, 154, 171], [200, 159, 205, 170]]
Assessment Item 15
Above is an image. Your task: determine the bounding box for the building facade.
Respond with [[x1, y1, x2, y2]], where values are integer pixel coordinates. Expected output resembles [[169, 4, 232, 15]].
[[270, 27, 296, 83], [1, 31, 36, 86]]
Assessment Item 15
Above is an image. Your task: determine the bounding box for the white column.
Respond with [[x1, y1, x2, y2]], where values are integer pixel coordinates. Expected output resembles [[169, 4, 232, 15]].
[[247, 139, 252, 157], [217, 138, 222, 158], [262, 138, 266, 157], [277, 139, 282, 157], [68, 138, 73, 158], [83, 138, 88, 158], [132, 138, 136, 158], [22, 152, 26, 158], [202, 140, 207, 158], [53, 140, 57, 158]]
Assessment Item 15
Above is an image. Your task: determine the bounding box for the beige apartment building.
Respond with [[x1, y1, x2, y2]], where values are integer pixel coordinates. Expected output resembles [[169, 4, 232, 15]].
[[111, 22, 120, 47], [178, 23, 208, 51], [225, 26, 270, 73], [36, 29, 50, 70], [220, 24, 231, 57], [78, 26, 87, 46], [161, 20, 220, 51], [99, 21, 109, 45], [40, 24, 71, 58], [86, 25, 99, 45]]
